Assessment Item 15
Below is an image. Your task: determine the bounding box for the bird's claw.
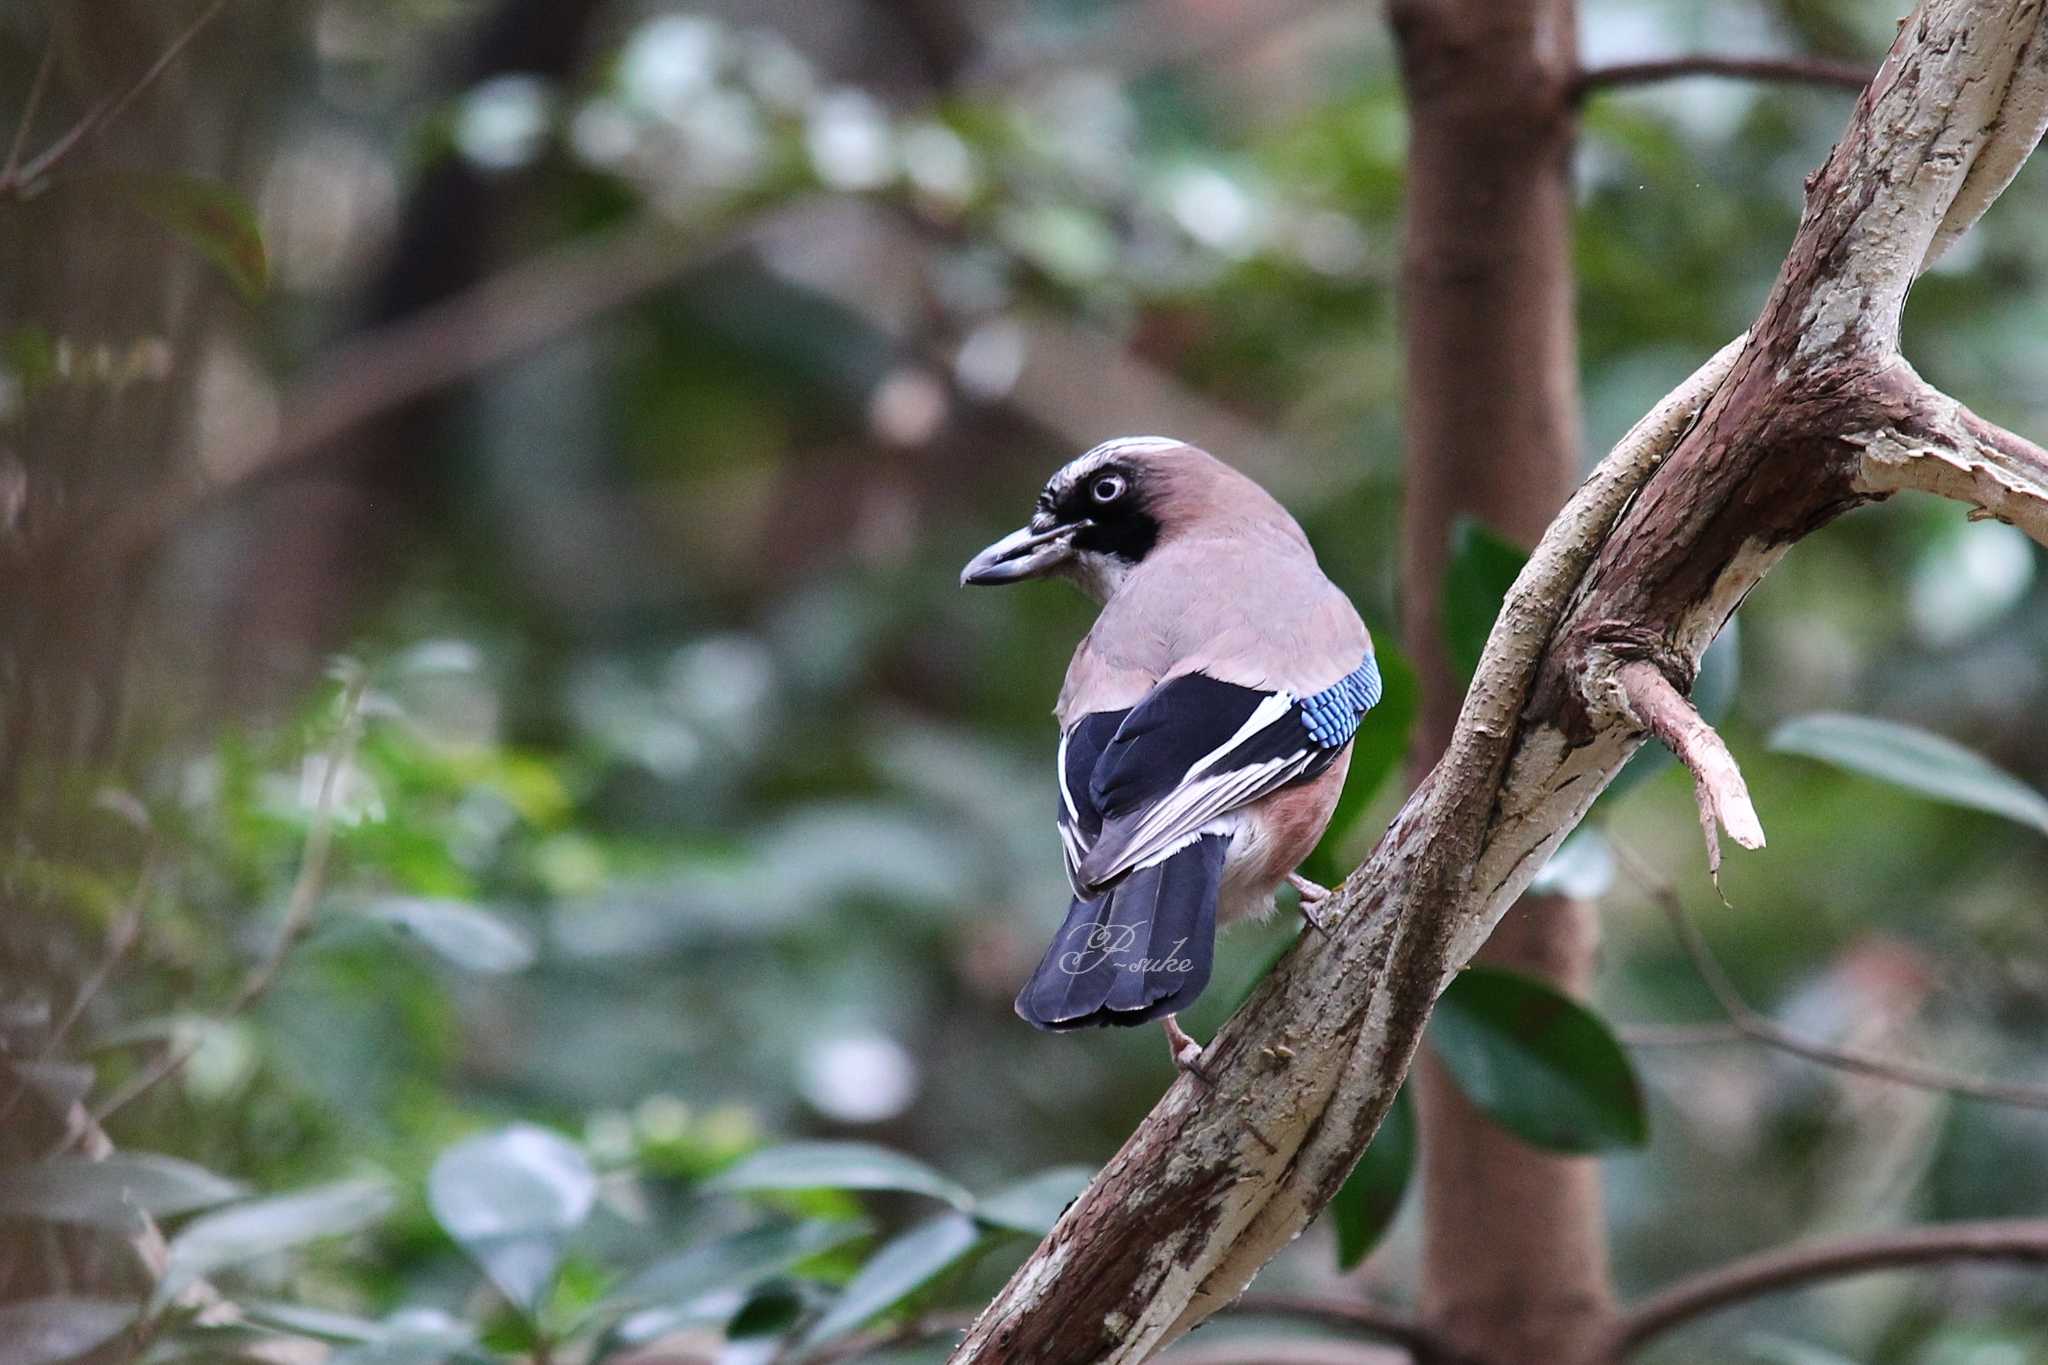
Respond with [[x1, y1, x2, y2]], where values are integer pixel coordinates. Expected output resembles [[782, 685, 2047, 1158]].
[[1289, 873, 1336, 935], [1162, 1016, 1214, 1084]]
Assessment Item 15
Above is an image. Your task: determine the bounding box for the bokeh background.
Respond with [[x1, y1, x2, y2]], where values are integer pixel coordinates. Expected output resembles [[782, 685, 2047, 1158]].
[[4, 0, 2048, 1361]]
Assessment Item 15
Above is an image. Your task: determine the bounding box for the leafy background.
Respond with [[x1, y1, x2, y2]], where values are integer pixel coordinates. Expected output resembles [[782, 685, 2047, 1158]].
[[4, 0, 2048, 1362]]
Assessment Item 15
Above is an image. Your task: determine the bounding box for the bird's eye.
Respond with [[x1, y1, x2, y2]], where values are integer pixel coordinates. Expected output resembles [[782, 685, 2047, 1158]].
[[1091, 474, 1127, 503]]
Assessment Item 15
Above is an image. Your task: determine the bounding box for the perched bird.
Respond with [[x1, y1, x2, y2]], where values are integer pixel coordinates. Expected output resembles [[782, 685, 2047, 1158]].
[[961, 436, 1381, 1069]]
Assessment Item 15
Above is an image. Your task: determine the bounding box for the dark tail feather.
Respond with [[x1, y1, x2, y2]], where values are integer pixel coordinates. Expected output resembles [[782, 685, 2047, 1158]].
[[1015, 835, 1224, 1031]]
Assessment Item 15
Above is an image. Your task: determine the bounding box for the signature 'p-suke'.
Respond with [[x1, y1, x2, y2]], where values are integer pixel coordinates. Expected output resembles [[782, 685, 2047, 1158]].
[[962, 437, 1383, 1071]]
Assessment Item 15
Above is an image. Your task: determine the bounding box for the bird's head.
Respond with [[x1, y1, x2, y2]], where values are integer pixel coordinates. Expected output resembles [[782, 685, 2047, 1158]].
[[960, 436, 1226, 599]]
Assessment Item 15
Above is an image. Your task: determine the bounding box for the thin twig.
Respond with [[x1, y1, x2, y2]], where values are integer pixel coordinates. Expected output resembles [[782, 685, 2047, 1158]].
[[3, 35, 58, 184], [1607, 1219, 2048, 1357], [67, 672, 367, 1142], [1617, 845, 2048, 1112], [0, 849, 159, 1125], [1575, 54, 1872, 101], [48, 849, 156, 1050], [1, 0, 229, 195]]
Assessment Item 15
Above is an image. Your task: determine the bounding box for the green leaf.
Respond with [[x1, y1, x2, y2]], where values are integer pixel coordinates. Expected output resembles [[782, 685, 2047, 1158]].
[[707, 1141, 974, 1210], [726, 1280, 807, 1339], [0, 1153, 245, 1228], [1768, 712, 2048, 835], [427, 1124, 597, 1315], [363, 897, 537, 974], [591, 1303, 729, 1363], [3, 326, 57, 395], [1301, 644, 1419, 887], [154, 1179, 396, 1311], [235, 1304, 485, 1362], [237, 1301, 389, 1345], [972, 1165, 1094, 1236], [1330, 1085, 1414, 1270], [1443, 519, 1529, 682], [117, 175, 269, 301], [799, 1213, 983, 1347], [613, 1217, 871, 1310], [327, 1337, 497, 1365], [1430, 967, 1648, 1153], [0, 1297, 136, 1365]]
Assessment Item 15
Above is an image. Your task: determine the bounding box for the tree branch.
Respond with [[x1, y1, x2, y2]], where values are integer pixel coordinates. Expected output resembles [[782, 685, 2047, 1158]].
[[2, 33, 58, 185], [94, 207, 788, 574], [0, 0, 228, 197], [1621, 847, 2048, 1113], [1577, 55, 1869, 98], [1611, 661, 1764, 884], [1574, 55, 1871, 100], [0, 848, 157, 1126], [1607, 1221, 2048, 1357], [1854, 367, 2048, 549], [945, 0, 2048, 1357], [68, 672, 366, 1143]]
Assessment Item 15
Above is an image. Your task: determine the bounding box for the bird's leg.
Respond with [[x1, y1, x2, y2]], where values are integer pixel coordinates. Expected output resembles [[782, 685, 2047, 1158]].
[[1289, 871, 1335, 935], [1161, 1014, 1211, 1080]]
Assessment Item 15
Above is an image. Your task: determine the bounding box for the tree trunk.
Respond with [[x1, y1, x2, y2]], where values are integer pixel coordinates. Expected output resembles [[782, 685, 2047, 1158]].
[[1391, 0, 1615, 1359]]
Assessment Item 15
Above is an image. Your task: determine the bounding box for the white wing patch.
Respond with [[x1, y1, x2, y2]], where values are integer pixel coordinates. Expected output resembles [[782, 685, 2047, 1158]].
[[1106, 750, 1314, 879], [1078, 693, 1315, 888], [1055, 730, 1080, 823]]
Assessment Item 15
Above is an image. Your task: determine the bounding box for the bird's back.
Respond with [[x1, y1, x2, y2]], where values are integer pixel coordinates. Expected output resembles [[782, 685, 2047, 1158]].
[[1056, 530, 1368, 727]]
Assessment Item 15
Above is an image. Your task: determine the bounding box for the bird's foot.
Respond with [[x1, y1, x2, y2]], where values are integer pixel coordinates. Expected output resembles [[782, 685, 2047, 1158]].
[[1161, 1015, 1212, 1083], [1289, 872, 1336, 935]]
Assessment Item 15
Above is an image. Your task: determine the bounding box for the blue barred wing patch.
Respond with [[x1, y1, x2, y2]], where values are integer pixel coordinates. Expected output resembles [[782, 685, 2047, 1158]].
[[1300, 655, 1383, 749]]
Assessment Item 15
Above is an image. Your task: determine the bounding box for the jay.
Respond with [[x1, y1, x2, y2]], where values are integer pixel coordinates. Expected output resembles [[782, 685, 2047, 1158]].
[[962, 437, 1381, 1069]]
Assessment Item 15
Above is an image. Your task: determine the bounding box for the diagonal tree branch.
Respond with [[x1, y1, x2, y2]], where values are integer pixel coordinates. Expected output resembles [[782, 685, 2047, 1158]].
[[945, 1, 2048, 1359]]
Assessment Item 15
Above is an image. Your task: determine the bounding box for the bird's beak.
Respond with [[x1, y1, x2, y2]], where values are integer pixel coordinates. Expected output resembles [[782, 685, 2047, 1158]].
[[960, 520, 1091, 586]]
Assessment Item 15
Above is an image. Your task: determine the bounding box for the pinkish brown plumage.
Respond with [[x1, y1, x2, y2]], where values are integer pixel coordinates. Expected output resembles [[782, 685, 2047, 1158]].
[[962, 438, 1383, 1071]]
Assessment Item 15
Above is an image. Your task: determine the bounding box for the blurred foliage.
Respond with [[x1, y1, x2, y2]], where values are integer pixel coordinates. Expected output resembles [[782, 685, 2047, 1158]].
[[3, 0, 2048, 1362]]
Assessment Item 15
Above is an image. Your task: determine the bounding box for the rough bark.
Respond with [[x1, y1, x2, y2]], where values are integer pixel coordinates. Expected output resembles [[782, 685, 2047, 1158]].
[[1388, 0, 1613, 1359], [945, 1, 2048, 1359]]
